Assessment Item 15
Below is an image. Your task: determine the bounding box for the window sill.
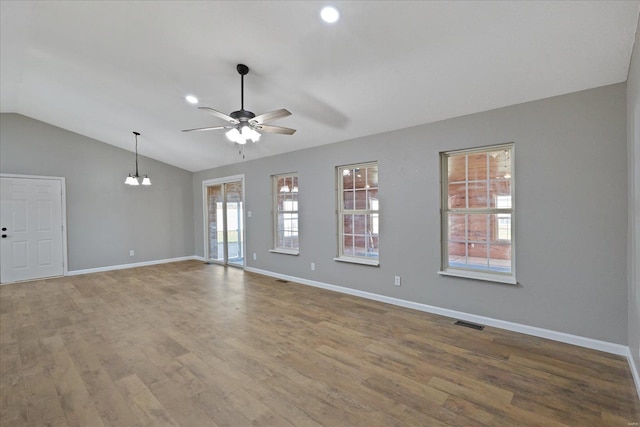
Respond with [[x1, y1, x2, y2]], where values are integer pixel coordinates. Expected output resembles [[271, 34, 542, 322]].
[[333, 256, 379, 267], [269, 249, 299, 256], [438, 269, 517, 285]]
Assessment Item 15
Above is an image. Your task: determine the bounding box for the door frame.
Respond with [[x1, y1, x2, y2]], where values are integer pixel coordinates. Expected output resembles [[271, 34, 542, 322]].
[[1, 173, 69, 283], [202, 174, 245, 267]]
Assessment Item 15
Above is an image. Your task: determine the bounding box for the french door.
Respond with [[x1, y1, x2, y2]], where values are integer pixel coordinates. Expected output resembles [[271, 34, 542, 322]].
[[204, 176, 244, 267], [0, 175, 67, 284]]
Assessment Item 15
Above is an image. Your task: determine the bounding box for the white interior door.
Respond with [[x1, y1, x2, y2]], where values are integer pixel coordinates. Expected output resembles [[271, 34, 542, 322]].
[[1, 177, 65, 283]]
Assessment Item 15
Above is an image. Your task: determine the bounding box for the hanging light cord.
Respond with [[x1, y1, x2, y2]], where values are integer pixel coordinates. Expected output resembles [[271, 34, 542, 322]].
[[134, 131, 140, 177]]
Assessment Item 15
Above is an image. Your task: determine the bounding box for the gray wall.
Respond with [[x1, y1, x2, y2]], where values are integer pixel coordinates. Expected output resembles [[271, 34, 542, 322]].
[[194, 83, 628, 345], [0, 113, 194, 271], [628, 19, 640, 376]]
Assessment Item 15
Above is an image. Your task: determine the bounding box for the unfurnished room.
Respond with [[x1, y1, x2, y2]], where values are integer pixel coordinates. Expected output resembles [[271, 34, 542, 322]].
[[1, 1, 640, 426]]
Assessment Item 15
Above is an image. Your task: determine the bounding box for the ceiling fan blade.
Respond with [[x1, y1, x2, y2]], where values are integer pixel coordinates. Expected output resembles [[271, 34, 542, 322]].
[[198, 107, 239, 124], [250, 109, 292, 125], [256, 124, 296, 135], [181, 126, 230, 132]]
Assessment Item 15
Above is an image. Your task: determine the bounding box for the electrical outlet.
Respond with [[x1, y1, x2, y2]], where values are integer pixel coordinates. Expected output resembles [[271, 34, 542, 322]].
[[394, 276, 401, 286], [129, 250, 135, 256], [253, 253, 257, 260], [247, 211, 252, 217], [311, 262, 316, 271]]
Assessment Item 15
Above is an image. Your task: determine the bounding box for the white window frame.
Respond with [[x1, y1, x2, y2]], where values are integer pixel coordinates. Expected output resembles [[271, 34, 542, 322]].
[[270, 173, 299, 255], [335, 161, 380, 266], [438, 144, 516, 284]]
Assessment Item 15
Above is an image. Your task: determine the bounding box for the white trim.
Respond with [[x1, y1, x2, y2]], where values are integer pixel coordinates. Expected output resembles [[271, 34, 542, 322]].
[[626, 347, 640, 400], [245, 266, 628, 356], [269, 249, 299, 256], [67, 256, 197, 276], [0, 173, 69, 280], [333, 256, 379, 266], [438, 269, 517, 285]]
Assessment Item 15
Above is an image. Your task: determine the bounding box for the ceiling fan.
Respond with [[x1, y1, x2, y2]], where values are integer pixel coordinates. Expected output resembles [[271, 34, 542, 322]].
[[182, 64, 296, 145]]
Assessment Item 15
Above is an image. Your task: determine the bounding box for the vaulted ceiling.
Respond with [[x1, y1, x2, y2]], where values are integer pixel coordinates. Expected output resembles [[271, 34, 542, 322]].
[[1, 1, 638, 172]]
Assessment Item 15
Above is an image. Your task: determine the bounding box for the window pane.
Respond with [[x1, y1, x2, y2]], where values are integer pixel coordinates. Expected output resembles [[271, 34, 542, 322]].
[[448, 241, 467, 267], [489, 149, 511, 179], [491, 213, 511, 241], [448, 155, 466, 182], [354, 169, 367, 189], [489, 180, 511, 207], [468, 182, 488, 208], [343, 235, 354, 256], [354, 214, 366, 234], [354, 190, 367, 209], [448, 213, 466, 241], [367, 189, 379, 210], [467, 243, 489, 270], [354, 236, 367, 256], [343, 190, 355, 209], [468, 214, 488, 242], [490, 243, 511, 273], [343, 214, 353, 234], [467, 153, 487, 181], [448, 183, 467, 209], [366, 167, 378, 188], [370, 213, 379, 235], [342, 169, 354, 190]]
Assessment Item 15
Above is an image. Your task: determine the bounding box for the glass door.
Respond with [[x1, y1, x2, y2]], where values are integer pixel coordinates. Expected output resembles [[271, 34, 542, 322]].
[[206, 184, 225, 263], [224, 181, 244, 266], [205, 177, 244, 267]]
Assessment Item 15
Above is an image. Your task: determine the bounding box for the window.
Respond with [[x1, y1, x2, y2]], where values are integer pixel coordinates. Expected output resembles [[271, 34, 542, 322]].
[[440, 144, 515, 284], [336, 162, 379, 265], [272, 173, 299, 254]]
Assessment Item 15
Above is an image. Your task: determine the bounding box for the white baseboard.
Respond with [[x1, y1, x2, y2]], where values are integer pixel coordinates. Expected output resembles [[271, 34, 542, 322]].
[[245, 266, 629, 357], [626, 347, 640, 400], [67, 256, 198, 276]]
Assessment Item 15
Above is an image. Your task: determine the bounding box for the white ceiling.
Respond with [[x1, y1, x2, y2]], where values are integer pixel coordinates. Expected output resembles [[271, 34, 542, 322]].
[[1, 1, 638, 172]]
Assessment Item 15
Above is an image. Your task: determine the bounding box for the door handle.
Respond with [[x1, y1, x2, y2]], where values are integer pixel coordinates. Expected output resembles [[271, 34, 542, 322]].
[[1, 228, 6, 231], [1, 235, 6, 238]]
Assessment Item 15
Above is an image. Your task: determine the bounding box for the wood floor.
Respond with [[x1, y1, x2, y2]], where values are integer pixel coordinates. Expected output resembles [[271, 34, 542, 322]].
[[1, 260, 638, 426]]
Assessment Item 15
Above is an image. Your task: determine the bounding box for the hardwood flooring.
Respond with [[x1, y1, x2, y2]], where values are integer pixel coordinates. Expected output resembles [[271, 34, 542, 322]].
[[1, 260, 638, 426]]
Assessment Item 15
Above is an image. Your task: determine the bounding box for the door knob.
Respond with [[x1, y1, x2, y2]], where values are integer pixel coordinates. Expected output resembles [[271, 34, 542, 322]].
[[1, 235, 6, 238], [1, 228, 6, 231]]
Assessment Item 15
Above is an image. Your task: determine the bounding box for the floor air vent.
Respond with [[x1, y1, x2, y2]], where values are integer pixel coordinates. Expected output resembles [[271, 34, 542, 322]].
[[454, 320, 484, 330]]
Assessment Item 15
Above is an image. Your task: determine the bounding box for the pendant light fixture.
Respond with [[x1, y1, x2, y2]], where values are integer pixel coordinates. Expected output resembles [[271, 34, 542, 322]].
[[124, 131, 151, 186]]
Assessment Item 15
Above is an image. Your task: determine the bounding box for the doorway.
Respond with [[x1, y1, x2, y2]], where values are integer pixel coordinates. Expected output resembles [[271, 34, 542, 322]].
[[0, 175, 67, 284], [203, 175, 245, 267]]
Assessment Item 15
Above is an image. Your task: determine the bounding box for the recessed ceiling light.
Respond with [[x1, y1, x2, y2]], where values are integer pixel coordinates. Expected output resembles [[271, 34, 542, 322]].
[[320, 6, 340, 24], [185, 95, 198, 104]]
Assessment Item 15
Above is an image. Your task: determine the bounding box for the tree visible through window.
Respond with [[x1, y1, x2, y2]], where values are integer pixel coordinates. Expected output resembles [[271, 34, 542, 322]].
[[337, 162, 379, 264], [440, 144, 515, 282]]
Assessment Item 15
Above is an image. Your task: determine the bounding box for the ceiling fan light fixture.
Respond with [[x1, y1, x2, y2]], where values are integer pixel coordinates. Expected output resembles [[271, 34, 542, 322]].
[[182, 63, 295, 155], [241, 125, 260, 142]]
